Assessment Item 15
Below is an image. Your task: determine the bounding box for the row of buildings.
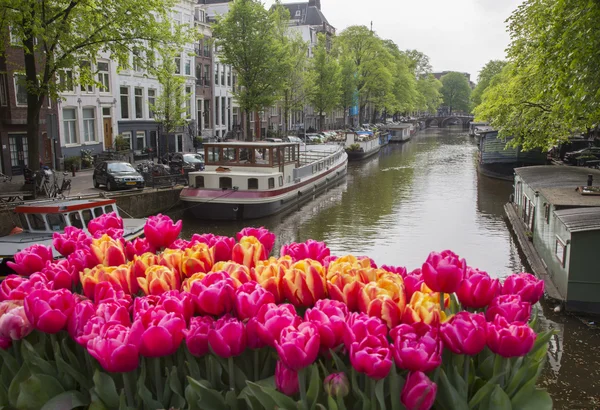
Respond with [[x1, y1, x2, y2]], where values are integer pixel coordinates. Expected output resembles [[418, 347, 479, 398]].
[[0, 0, 340, 176]]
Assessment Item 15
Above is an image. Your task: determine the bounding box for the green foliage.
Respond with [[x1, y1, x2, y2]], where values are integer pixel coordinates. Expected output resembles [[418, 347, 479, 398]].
[[338, 57, 358, 125], [416, 75, 443, 113], [114, 135, 130, 152], [280, 33, 309, 134], [307, 33, 340, 131], [63, 156, 81, 171], [403, 49, 433, 77], [471, 60, 507, 109], [440, 72, 472, 113]]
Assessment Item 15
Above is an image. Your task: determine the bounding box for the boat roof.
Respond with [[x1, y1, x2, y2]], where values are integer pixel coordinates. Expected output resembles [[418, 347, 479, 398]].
[[203, 142, 299, 148], [15, 198, 116, 214], [554, 207, 600, 233], [515, 166, 600, 189]]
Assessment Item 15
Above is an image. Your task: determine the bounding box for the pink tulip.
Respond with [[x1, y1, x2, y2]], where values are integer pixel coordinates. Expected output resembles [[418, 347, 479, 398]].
[[275, 322, 320, 371], [86, 323, 140, 373], [304, 303, 347, 353], [237, 227, 275, 259], [53, 226, 91, 257], [324, 373, 349, 398], [188, 272, 236, 316], [93, 228, 124, 240], [322, 255, 339, 268], [401, 371, 437, 410], [390, 322, 442, 373], [487, 315, 536, 357], [0, 274, 47, 301], [133, 307, 186, 357], [87, 212, 124, 237], [421, 250, 466, 293], [502, 273, 544, 304], [125, 237, 157, 260], [0, 300, 33, 340], [168, 239, 191, 250], [133, 291, 194, 323], [404, 269, 425, 301], [381, 264, 408, 277], [185, 316, 214, 357], [144, 214, 182, 250], [24, 288, 75, 334], [76, 316, 107, 347], [313, 299, 349, 320], [66, 249, 97, 282], [235, 281, 276, 321], [190, 233, 235, 262], [93, 282, 132, 308], [343, 312, 388, 351], [68, 300, 96, 340], [95, 302, 132, 327], [0, 337, 11, 349], [246, 303, 302, 349], [280, 239, 331, 264], [275, 361, 299, 395], [349, 335, 392, 379], [7, 244, 53, 276], [207, 315, 247, 358], [456, 268, 500, 309], [40, 260, 73, 290], [440, 312, 487, 355], [485, 294, 531, 323]]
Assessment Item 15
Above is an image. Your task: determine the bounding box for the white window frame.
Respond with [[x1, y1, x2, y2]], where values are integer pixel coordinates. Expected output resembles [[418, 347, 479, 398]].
[[9, 27, 21, 46], [82, 107, 96, 142], [97, 61, 110, 93], [174, 57, 181, 75], [121, 131, 133, 149], [0, 74, 7, 106], [63, 107, 78, 145], [185, 86, 192, 117], [134, 87, 144, 119], [120, 86, 130, 119], [184, 59, 191, 76], [14, 74, 27, 106], [555, 236, 566, 267], [59, 69, 74, 92], [148, 89, 156, 119], [136, 131, 146, 149]]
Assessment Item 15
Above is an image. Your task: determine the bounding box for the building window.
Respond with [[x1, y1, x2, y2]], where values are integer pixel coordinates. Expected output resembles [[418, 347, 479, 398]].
[[219, 177, 232, 189], [204, 40, 210, 57], [136, 131, 146, 149], [222, 97, 226, 126], [203, 100, 210, 129], [14, 74, 27, 106], [233, 73, 237, 92], [221, 66, 225, 86], [204, 64, 210, 86], [185, 59, 191, 76], [196, 64, 202, 84], [215, 97, 219, 126], [98, 62, 110, 92], [79, 61, 94, 93], [248, 178, 258, 190], [9, 27, 22, 46], [0, 74, 7, 106], [215, 64, 219, 85], [148, 89, 156, 119], [555, 237, 566, 267], [227, 69, 231, 86], [120, 87, 129, 119], [121, 132, 132, 149], [134, 88, 143, 119], [268, 178, 275, 189], [174, 57, 181, 75], [63, 108, 77, 144], [133, 48, 144, 72], [82, 108, 96, 142], [59, 70, 74, 92], [185, 86, 192, 117], [195, 176, 204, 188]]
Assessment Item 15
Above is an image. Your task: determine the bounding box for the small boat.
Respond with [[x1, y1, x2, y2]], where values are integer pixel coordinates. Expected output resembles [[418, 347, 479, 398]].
[[345, 131, 382, 161], [180, 141, 348, 220], [385, 124, 412, 142], [0, 198, 146, 275]]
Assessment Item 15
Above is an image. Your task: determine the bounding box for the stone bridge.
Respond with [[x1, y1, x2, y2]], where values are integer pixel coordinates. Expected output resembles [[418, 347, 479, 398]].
[[419, 115, 474, 128]]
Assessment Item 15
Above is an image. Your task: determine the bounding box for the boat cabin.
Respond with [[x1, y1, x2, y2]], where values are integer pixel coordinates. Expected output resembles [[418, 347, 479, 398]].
[[15, 199, 120, 234]]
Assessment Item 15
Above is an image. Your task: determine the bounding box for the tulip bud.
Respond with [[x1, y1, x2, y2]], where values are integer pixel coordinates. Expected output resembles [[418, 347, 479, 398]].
[[24, 288, 76, 334], [324, 373, 349, 398], [487, 315, 536, 358], [53, 226, 91, 257], [440, 312, 487, 356], [235, 281, 276, 321], [390, 322, 442, 373], [181, 243, 214, 278], [125, 237, 157, 261], [485, 294, 531, 323], [275, 322, 320, 371], [0, 300, 33, 341], [343, 312, 388, 351], [88, 212, 124, 237], [86, 323, 140, 373], [232, 236, 264, 269], [357, 274, 406, 328], [246, 303, 301, 349], [401, 371, 437, 410], [212, 261, 252, 288], [137, 265, 181, 296], [185, 316, 214, 357], [280, 239, 331, 264], [90, 234, 127, 267], [191, 233, 236, 262], [456, 268, 500, 309], [275, 361, 299, 395], [421, 250, 466, 293], [208, 315, 247, 358], [237, 227, 275, 259], [281, 259, 327, 307], [144, 214, 182, 250], [349, 335, 392, 379], [7, 244, 53, 276], [0, 275, 47, 302], [502, 273, 544, 304], [133, 308, 186, 357], [188, 272, 236, 316]]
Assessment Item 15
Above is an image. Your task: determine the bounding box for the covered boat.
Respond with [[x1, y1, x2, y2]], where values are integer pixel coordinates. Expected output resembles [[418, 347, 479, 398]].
[[344, 131, 382, 160], [180, 142, 348, 220]]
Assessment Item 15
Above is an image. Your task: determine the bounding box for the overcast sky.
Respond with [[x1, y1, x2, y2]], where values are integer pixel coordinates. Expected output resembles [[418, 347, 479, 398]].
[[263, 0, 523, 82]]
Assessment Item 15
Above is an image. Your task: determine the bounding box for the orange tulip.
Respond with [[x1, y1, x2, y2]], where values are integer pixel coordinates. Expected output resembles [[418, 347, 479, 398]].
[[358, 275, 406, 327], [130, 252, 161, 294], [281, 259, 327, 307], [181, 272, 207, 293], [326, 271, 364, 312], [181, 243, 214, 278], [251, 258, 288, 302], [159, 249, 184, 278], [232, 236, 264, 269], [80, 264, 132, 299], [419, 283, 451, 309], [137, 265, 180, 296], [211, 261, 251, 288], [402, 291, 448, 326], [326, 255, 371, 280], [90, 235, 127, 267]]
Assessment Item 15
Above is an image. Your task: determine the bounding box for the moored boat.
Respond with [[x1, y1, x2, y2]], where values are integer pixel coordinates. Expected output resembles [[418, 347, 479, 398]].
[[344, 131, 381, 161], [385, 123, 412, 142], [180, 141, 348, 220]]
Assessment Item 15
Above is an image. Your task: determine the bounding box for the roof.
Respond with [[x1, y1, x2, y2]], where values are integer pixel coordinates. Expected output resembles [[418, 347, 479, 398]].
[[386, 124, 411, 129], [15, 198, 116, 214], [539, 187, 600, 207], [554, 207, 600, 233], [515, 166, 600, 189], [203, 142, 299, 147], [280, 2, 330, 26]]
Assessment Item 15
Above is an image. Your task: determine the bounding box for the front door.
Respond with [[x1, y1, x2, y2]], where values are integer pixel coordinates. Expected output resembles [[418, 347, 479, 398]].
[[8, 134, 28, 175], [42, 133, 53, 167], [175, 134, 183, 152], [103, 118, 113, 150]]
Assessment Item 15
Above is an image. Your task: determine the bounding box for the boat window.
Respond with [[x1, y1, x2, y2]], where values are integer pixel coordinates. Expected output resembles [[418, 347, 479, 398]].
[[18, 213, 29, 230], [219, 177, 232, 189], [28, 214, 47, 231], [47, 214, 67, 231], [195, 176, 204, 188], [69, 212, 84, 229], [312, 165, 315, 174], [82, 209, 94, 227], [207, 147, 219, 164], [288, 175, 291, 183], [93, 207, 104, 217], [285, 147, 292, 162], [268, 177, 275, 189], [221, 148, 236, 163], [279, 176, 283, 187], [105, 205, 115, 213], [239, 148, 251, 162], [248, 178, 259, 190]]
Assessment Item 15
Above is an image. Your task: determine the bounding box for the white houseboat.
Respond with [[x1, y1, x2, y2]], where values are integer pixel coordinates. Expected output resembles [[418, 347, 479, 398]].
[[386, 124, 412, 142], [180, 142, 348, 220], [345, 131, 382, 161]]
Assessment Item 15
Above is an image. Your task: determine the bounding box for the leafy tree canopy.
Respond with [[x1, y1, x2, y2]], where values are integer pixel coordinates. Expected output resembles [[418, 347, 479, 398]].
[[440, 72, 471, 114], [471, 60, 506, 108], [307, 33, 340, 131]]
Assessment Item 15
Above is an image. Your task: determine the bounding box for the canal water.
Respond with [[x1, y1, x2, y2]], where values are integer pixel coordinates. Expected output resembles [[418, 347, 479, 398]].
[[173, 126, 600, 409]]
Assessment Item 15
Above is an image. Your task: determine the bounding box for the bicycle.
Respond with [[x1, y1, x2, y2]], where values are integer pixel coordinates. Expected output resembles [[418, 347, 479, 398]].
[[0, 172, 11, 183]]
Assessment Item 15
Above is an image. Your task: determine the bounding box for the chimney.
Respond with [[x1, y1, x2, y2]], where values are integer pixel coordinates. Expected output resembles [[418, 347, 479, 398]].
[[308, 0, 321, 9], [588, 174, 593, 187]]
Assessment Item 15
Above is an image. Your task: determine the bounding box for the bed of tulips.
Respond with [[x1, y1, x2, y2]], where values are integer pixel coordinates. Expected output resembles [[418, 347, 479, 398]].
[[0, 213, 553, 410]]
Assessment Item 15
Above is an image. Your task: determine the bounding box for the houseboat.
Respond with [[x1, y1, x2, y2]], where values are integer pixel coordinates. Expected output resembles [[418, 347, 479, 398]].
[[386, 124, 412, 143], [477, 130, 547, 180], [468, 121, 489, 137], [180, 142, 348, 220], [345, 131, 382, 161], [0, 198, 146, 275]]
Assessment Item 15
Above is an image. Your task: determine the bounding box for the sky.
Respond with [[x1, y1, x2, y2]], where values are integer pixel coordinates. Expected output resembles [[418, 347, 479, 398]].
[[263, 0, 524, 83]]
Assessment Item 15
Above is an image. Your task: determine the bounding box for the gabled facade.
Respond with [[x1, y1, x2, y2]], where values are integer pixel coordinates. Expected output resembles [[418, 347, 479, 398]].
[[194, 5, 214, 141]]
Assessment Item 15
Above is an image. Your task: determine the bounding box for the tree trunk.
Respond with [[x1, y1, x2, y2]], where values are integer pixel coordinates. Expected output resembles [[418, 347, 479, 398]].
[[255, 111, 261, 140], [24, 37, 42, 172], [319, 111, 324, 132], [371, 109, 377, 124], [283, 91, 289, 136], [245, 109, 252, 141], [343, 107, 347, 128]]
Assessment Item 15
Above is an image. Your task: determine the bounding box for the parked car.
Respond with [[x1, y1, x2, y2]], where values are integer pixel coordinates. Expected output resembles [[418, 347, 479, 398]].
[[265, 138, 284, 142], [564, 147, 600, 166], [284, 136, 305, 146], [93, 161, 145, 191]]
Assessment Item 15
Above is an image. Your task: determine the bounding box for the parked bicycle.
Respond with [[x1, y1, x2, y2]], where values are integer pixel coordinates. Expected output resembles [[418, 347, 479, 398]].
[[33, 168, 71, 199]]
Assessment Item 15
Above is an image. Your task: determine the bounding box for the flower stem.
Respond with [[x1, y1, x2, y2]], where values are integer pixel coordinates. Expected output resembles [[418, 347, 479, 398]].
[[298, 368, 308, 410], [153, 357, 163, 403], [463, 355, 470, 399], [370, 378, 376, 410], [253, 349, 259, 381], [228, 356, 236, 391], [123, 371, 135, 408], [440, 291, 446, 313]]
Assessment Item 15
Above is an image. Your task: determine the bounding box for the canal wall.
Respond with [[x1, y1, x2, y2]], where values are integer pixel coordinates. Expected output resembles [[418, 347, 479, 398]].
[[0, 187, 183, 236]]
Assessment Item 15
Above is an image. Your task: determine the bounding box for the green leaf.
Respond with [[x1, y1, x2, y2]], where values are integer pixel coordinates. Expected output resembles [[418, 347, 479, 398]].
[[246, 381, 298, 410], [21, 340, 57, 377], [187, 377, 227, 410], [468, 373, 506, 408], [487, 385, 512, 410], [8, 364, 31, 408], [306, 364, 320, 409], [168, 366, 183, 397], [40, 390, 89, 410], [511, 388, 552, 410], [184, 348, 201, 381], [329, 349, 349, 374], [56, 356, 93, 390], [505, 361, 540, 398], [388, 366, 404, 410], [0, 347, 19, 376], [93, 370, 120, 409], [435, 368, 469, 410], [375, 379, 387, 410], [184, 384, 202, 410], [16, 374, 65, 410], [328, 396, 339, 410], [477, 355, 494, 380]]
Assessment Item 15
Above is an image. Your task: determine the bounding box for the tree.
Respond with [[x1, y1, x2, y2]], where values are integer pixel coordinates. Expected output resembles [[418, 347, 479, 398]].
[[403, 49, 432, 77], [306, 33, 340, 131], [471, 60, 506, 108], [338, 56, 357, 127], [440, 72, 471, 114], [0, 0, 190, 171], [279, 33, 308, 136], [150, 48, 190, 155], [416, 74, 443, 114], [384, 41, 418, 118], [212, 0, 289, 140]]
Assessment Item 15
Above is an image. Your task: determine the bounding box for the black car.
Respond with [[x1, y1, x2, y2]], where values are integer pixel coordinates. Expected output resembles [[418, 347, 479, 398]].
[[93, 161, 145, 191], [564, 147, 600, 166]]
